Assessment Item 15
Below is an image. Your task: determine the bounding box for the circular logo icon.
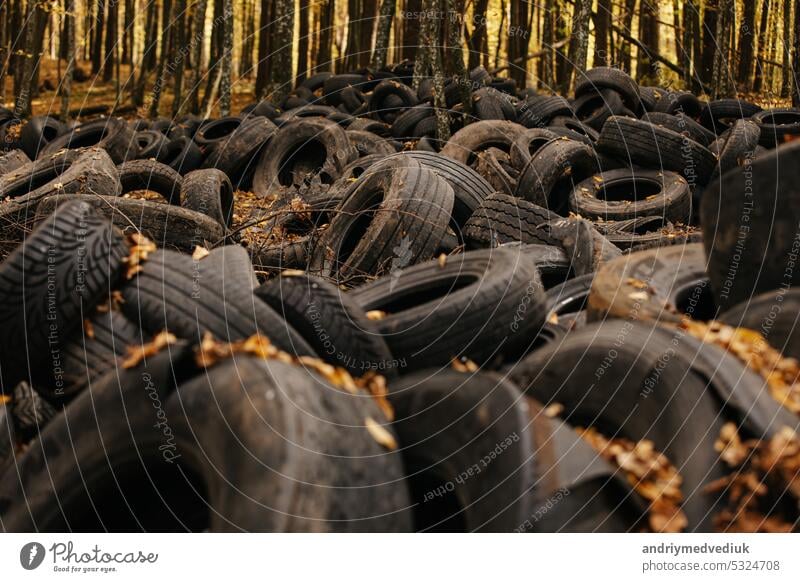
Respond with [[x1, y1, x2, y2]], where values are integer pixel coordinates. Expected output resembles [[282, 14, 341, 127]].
[[19, 542, 45, 570]]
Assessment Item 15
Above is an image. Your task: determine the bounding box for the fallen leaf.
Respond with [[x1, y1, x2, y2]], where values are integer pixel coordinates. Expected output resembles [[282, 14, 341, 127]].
[[365, 416, 398, 450], [122, 331, 177, 368], [192, 246, 210, 260]]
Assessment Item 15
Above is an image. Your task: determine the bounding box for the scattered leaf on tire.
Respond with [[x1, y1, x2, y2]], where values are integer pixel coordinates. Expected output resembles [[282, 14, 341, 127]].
[[122, 331, 177, 368], [365, 416, 398, 450]]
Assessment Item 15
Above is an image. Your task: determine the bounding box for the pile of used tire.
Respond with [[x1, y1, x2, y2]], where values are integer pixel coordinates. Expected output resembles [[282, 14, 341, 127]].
[[1, 65, 800, 532]]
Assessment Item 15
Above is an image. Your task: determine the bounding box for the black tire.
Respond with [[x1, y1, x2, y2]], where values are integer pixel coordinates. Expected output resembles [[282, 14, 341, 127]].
[[545, 272, 594, 330], [0, 149, 30, 175], [249, 236, 310, 272], [713, 119, 761, 178], [255, 272, 397, 376], [61, 308, 145, 401], [719, 289, 800, 359], [347, 130, 396, 157], [699, 98, 763, 134], [121, 249, 315, 355], [651, 90, 703, 118], [201, 116, 278, 189], [134, 130, 170, 160], [0, 349, 412, 531], [464, 192, 559, 248], [0, 200, 128, 392], [193, 116, 243, 150], [595, 216, 703, 251], [310, 157, 454, 284], [389, 370, 534, 531], [180, 169, 234, 229], [752, 108, 800, 147], [572, 89, 627, 131], [508, 128, 559, 170], [0, 148, 80, 200], [368, 79, 419, 123], [118, 159, 183, 204], [597, 116, 716, 186], [575, 67, 641, 113], [20, 116, 67, 159], [37, 193, 224, 252], [391, 105, 434, 138], [441, 120, 528, 167], [323, 73, 369, 106], [38, 118, 138, 164], [548, 115, 600, 141], [569, 168, 692, 223], [516, 95, 574, 128], [253, 118, 355, 196], [349, 247, 547, 367], [700, 140, 800, 311], [514, 137, 600, 214], [641, 111, 716, 146], [509, 319, 794, 531], [10, 381, 56, 441], [160, 136, 203, 175], [471, 87, 514, 121], [587, 242, 714, 323]]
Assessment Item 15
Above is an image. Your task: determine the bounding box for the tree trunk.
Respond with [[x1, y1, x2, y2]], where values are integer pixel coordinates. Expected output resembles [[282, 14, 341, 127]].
[[61, 0, 76, 120], [189, 0, 208, 112], [316, 0, 335, 72], [134, 0, 159, 106], [172, 0, 188, 116], [91, 0, 106, 74], [270, 0, 294, 101], [342, 0, 361, 70], [219, 0, 233, 115], [792, 0, 800, 106], [149, 0, 173, 117], [712, 0, 735, 98], [701, 0, 719, 86], [296, 0, 310, 82], [123, 0, 135, 64], [617, 0, 636, 73], [738, 0, 757, 89], [593, 0, 611, 67], [256, 0, 273, 97], [446, 0, 470, 112], [401, 0, 421, 61], [754, 0, 771, 93], [466, 0, 488, 70], [15, 0, 38, 116], [539, 0, 555, 88], [783, 0, 794, 96], [103, 0, 117, 82], [507, 0, 528, 87], [567, 0, 592, 90], [0, 0, 6, 102], [371, 0, 395, 70], [637, 0, 660, 83]]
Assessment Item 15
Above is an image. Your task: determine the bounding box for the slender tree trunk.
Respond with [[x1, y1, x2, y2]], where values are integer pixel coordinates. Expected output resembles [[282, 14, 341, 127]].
[[359, 0, 377, 68], [371, 0, 395, 70], [782, 0, 794, 96], [91, 0, 106, 74], [701, 0, 719, 86], [172, 0, 187, 115], [567, 0, 592, 90], [219, 0, 233, 115], [617, 0, 636, 73], [189, 0, 208, 112], [754, 0, 771, 93], [296, 0, 310, 82], [316, 0, 335, 71], [201, 0, 224, 109], [507, 0, 528, 87], [539, 0, 555, 89], [593, 0, 611, 67], [149, 0, 173, 117], [134, 0, 159, 105], [792, 0, 800, 106], [103, 0, 117, 82], [637, 0, 660, 83], [401, 0, 421, 61], [712, 0, 735, 97], [15, 0, 38, 116], [255, 0, 273, 97], [270, 0, 294, 101], [738, 0, 757, 89], [466, 0, 488, 71], [0, 0, 7, 102], [61, 0, 76, 119], [123, 0, 135, 64], [446, 0, 470, 112]]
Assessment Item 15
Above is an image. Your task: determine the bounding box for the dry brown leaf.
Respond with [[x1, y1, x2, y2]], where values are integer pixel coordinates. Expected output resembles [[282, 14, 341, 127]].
[[438, 253, 447, 268], [123, 233, 157, 279], [366, 310, 386, 321], [192, 246, 210, 261], [543, 403, 563, 418], [84, 319, 95, 339], [365, 416, 398, 450], [451, 358, 479, 373], [122, 331, 177, 368]]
